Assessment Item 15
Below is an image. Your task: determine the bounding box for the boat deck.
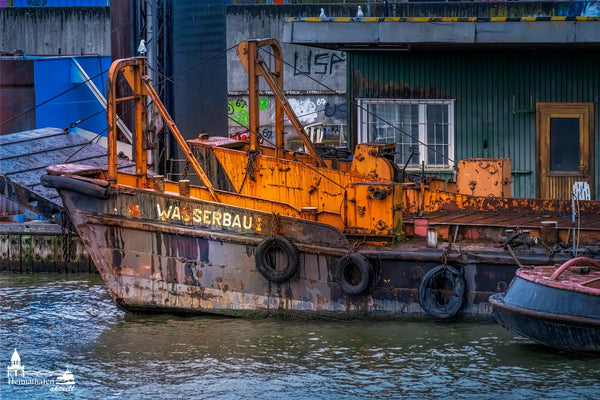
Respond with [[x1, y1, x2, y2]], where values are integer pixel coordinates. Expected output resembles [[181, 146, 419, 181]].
[[403, 208, 600, 247], [0, 127, 135, 218], [518, 261, 600, 294], [410, 210, 600, 231]]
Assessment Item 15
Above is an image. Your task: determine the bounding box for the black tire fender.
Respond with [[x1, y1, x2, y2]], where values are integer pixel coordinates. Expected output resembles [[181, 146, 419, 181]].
[[41, 174, 108, 199], [418, 264, 465, 319], [335, 253, 374, 295], [255, 235, 299, 283]]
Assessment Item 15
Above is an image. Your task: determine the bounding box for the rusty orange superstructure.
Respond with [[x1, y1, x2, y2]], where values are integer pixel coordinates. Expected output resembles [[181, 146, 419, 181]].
[[105, 40, 406, 239], [102, 40, 600, 246]]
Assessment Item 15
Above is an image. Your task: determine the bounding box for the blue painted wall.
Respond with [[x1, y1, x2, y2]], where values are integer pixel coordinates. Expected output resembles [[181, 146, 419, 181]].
[[32, 55, 111, 135]]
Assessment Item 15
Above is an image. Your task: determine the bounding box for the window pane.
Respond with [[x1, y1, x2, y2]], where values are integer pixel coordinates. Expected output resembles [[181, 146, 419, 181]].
[[395, 104, 419, 168], [426, 104, 449, 167], [550, 117, 580, 172], [366, 103, 419, 167], [361, 100, 453, 170]]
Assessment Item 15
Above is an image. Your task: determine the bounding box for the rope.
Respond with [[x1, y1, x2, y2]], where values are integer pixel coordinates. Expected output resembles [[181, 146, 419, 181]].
[[270, 211, 280, 237], [144, 44, 239, 125], [441, 242, 450, 266], [238, 149, 260, 193], [506, 243, 530, 269], [158, 44, 238, 83]]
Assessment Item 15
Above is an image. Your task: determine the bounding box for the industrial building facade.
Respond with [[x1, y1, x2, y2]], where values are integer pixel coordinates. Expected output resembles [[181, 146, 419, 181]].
[[347, 47, 600, 199], [285, 4, 600, 200]]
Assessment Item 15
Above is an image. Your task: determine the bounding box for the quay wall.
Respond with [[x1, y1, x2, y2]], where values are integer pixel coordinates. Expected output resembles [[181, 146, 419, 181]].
[[0, 223, 93, 274]]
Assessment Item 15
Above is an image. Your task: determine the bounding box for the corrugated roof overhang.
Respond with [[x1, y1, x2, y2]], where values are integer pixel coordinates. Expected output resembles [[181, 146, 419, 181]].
[[283, 17, 600, 50]]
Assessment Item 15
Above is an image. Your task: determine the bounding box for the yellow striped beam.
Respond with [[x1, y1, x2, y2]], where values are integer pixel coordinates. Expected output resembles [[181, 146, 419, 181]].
[[288, 16, 600, 23]]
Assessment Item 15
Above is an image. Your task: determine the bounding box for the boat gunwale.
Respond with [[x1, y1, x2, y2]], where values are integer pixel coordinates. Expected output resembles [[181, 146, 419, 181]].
[[515, 266, 600, 297], [489, 292, 600, 328]]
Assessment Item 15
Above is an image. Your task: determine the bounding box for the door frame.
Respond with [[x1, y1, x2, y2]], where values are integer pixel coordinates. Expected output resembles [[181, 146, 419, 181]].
[[536, 102, 594, 199]]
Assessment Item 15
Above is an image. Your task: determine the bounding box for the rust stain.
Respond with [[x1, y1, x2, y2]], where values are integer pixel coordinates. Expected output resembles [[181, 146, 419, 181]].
[[128, 202, 142, 218], [181, 206, 192, 222], [315, 293, 329, 310], [186, 286, 219, 300]]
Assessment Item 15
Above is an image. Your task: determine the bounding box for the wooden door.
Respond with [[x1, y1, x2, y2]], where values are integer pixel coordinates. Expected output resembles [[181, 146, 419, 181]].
[[536, 103, 594, 200]]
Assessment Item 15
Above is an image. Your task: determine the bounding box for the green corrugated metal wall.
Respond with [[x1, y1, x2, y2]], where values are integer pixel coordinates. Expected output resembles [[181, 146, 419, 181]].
[[348, 50, 600, 198]]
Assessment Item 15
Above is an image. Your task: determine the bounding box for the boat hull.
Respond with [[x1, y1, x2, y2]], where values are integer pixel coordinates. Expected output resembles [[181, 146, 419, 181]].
[[52, 180, 557, 319], [490, 276, 600, 353]]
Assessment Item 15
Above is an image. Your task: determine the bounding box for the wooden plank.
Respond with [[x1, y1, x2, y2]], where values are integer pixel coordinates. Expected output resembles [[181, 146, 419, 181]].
[[32, 235, 52, 273], [0, 235, 9, 272], [20, 235, 33, 273], [47, 235, 61, 273], [53, 235, 65, 273], [8, 235, 20, 273], [69, 238, 90, 273]]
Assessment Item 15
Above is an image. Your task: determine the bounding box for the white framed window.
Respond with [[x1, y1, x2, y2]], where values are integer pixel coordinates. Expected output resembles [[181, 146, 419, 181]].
[[357, 99, 455, 170]]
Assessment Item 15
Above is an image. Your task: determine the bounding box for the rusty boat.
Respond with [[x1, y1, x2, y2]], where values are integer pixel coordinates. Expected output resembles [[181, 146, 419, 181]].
[[42, 39, 600, 319], [490, 257, 600, 353]]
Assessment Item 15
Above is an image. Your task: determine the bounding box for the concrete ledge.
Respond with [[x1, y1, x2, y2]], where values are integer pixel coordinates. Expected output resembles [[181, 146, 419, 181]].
[[284, 18, 600, 49]]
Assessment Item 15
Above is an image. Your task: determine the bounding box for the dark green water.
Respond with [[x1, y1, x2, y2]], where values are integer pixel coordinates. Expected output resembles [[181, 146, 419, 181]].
[[1, 274, 599, 400]]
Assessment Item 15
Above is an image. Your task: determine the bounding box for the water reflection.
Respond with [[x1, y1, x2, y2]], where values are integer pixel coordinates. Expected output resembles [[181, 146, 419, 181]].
[[1, 274, 599, 400]]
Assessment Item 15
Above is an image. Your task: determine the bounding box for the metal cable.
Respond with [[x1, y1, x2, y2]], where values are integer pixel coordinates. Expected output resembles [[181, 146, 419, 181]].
[[146, 62, 346, 189], [63, 108, 106, 131], [64, 102, 134, 163], [146, 64, 242, 127], [63, 127, 108, 164], [0, 68, 109, 128]]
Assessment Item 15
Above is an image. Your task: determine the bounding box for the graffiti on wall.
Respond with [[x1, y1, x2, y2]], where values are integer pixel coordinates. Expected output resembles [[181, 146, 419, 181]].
[[228, 97, 271, 126], [481, 1, 600, 16], [293, 51, 346, 76], [323, 100, 347, 120], [288, 98, 318, 124], [228, 95, 348, 151]]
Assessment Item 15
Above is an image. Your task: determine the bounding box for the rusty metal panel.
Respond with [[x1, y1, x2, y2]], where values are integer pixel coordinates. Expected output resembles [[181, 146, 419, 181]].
[[345, 182, 403, 237], [32, 236, 49, 273], [0, 59, 35, 135], [51, 235, 62, 273], [456, 158, 511, 197]]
